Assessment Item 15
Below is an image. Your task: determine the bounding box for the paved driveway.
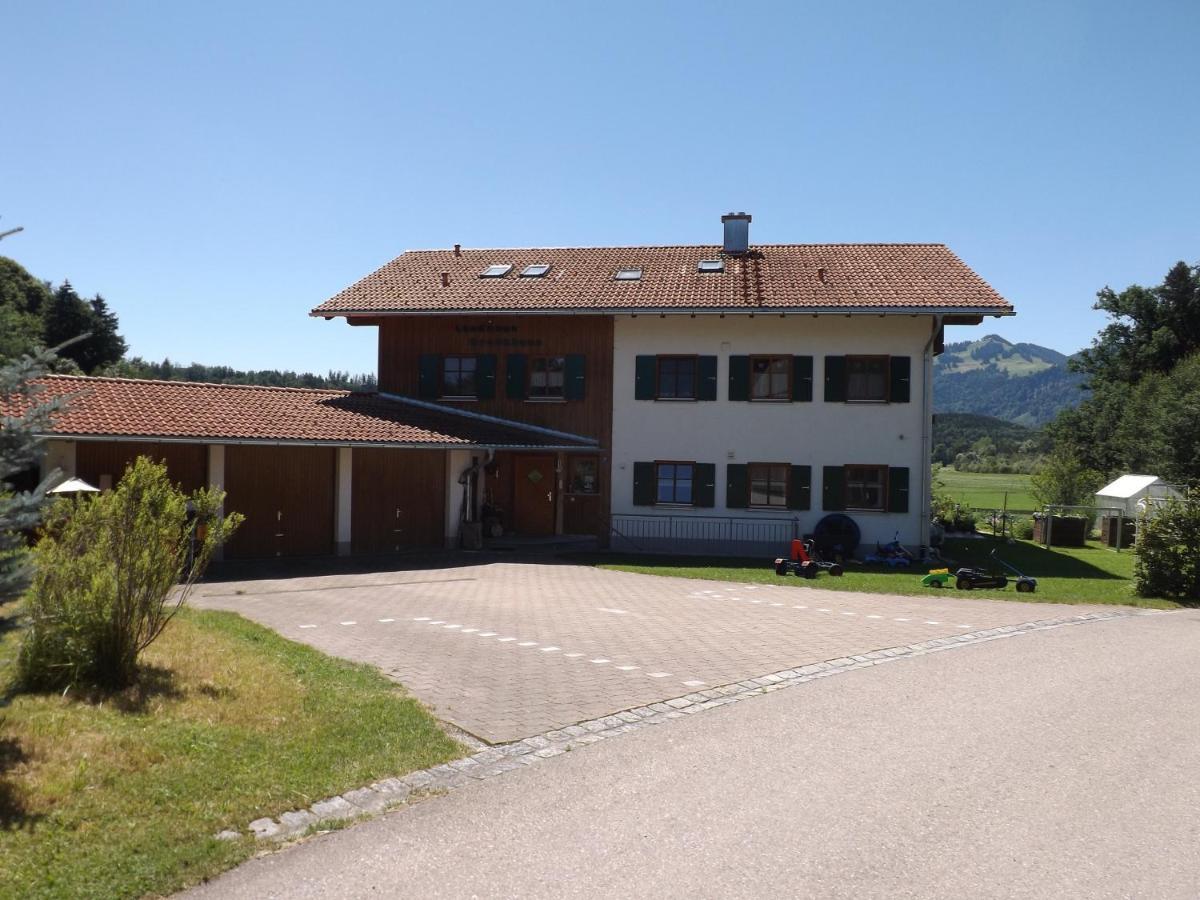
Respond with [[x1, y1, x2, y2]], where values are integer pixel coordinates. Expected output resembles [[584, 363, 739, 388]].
[[192, 560, 1118, 743]]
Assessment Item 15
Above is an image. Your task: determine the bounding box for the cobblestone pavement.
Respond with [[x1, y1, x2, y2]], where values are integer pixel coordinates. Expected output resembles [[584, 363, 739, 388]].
[[191, 561, 1125, 743]]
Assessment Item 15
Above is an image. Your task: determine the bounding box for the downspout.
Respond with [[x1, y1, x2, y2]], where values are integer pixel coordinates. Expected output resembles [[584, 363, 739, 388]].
[[458, 448, 495, 526], [919, 315, 943, 553]]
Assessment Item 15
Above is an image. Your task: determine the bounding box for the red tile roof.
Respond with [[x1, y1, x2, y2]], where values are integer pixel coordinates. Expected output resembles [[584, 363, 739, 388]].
[[312, 244, 1013, 316], [12, 377, 593, 449]]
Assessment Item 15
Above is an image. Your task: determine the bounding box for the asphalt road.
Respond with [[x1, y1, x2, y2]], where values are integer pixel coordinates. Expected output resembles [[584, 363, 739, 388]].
[[185, 609, 1200, 899]]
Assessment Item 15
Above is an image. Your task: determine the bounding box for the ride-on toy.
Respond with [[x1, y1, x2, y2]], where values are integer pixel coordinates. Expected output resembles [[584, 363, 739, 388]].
[[921, 568, 952, 588], [955, 549, 1038, 593], [774, 538, 845, 579]]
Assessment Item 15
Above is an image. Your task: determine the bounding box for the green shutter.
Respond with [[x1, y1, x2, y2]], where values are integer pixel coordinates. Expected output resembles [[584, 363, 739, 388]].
[[726, 464, 748, 508], [693, 463, 716, 507], [697, 356, 718, 401], [418, 354, 440, 399], [888, 467, 910, 513], [822, 465, 845, 511], [792, 356, 813, 402], [632, 462, 656, 506], [506, 354, 527, 399], [787, 465, 812, 510], [889, 356, 911, 403], [824, 356, 846, 402], [728, 356, 750, 402], [476, 354, 497, 399], [565, 354, 586, 400], [635, 356, 656, 400]]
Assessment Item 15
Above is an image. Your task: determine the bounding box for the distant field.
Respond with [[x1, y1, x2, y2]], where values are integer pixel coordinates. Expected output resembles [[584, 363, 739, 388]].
[[938, 468, 1036, 511]]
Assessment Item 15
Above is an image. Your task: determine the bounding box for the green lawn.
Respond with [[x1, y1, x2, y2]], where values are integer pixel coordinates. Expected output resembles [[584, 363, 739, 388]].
[[0, 607, 464, 899], [937, 468, 1036, 512], [568, 537, 1177, 610]]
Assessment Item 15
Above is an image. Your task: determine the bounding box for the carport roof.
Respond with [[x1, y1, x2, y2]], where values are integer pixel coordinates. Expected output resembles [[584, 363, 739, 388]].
[[15, 376, 596, 449]]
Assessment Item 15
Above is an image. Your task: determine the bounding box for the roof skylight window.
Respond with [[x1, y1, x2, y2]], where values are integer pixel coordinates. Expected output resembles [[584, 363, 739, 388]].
[[697, 259, 725, 273], [615, 267, 643, 281], [479, 264, 513, 278], [520, 264, 551, 278]]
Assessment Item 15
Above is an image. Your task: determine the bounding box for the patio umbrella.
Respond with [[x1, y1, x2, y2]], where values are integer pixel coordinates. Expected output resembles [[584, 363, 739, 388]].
[[48, 477, 101, 495]]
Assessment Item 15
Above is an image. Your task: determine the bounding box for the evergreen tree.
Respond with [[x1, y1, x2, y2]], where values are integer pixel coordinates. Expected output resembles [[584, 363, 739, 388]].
[[87, 294, 127, 368], [41, 281, 96, 371]]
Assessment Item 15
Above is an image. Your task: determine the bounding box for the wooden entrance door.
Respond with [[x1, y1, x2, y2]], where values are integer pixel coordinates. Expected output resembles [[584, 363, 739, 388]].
[[513, 455, 557, 536]]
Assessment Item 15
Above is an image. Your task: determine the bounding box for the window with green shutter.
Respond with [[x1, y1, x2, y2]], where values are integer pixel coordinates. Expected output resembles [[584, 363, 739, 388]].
[[787, 465, 812, 510], [726, 463, 748, 508], [889, 357, 911, 403], [728, 356, 750, 402], [506, 354, 527, 399], [632, 462, 656, 506], [564, 354, 586, 400], [418, 354, 441, 399], [887, 466, 910, 512], [824, 356, 846, 402], [822, 465, 846, 510], [791, 356, 813, 402]]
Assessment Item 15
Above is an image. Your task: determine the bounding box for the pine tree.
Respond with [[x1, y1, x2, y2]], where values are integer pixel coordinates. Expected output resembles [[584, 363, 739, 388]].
[[1, 348, 67, 600]]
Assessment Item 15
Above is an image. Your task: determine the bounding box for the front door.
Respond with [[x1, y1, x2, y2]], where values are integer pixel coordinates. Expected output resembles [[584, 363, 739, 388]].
[[513, 455, 557, 536]]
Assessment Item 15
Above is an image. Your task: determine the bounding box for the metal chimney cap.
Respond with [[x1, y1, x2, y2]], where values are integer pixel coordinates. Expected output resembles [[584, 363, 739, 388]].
[[721, 212, 752, 223]]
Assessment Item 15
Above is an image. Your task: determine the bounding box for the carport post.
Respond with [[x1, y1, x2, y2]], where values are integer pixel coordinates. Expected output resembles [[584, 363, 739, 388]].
[[207, 444, 226, 561], [335, 447, 353, 556]]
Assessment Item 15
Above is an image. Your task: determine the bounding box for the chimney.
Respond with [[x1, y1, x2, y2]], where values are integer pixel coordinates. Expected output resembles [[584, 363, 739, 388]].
[[721, 212, 751, 255], [453, 243, 461, 257], [440, 272, 450, 287]]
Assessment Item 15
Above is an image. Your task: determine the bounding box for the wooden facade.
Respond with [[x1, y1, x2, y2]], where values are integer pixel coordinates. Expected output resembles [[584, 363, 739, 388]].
[[223, 444, 336, 559], [351, 447, 446, 553], [374, 315, 613, 540], [75, 440, 208, 493]]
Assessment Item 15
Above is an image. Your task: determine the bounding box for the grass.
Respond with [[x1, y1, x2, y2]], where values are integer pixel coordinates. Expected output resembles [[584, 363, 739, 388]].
[[0, 606, 464, 900], [567, 537, 1179, 610], [938, 468, 1036, 511]]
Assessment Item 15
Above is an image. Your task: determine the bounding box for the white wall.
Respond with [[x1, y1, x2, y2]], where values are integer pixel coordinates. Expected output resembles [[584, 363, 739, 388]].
[[610, 315, 936, 553], [445, 449, 477, 548]]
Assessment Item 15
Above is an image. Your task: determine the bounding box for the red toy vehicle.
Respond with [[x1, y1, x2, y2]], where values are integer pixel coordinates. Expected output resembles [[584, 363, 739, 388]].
[[774, 538, 845, 579]]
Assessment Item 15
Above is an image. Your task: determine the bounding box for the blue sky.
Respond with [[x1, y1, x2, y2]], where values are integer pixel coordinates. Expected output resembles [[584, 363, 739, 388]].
[[3, 0, 1197, 374]]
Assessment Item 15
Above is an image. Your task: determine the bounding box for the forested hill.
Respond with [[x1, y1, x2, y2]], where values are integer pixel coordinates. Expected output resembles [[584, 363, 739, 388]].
[[934, 334, 1086, 426]]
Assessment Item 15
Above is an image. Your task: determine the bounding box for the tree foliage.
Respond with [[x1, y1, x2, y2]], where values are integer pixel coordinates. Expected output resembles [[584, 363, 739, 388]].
[[1134, 494, 1200, 601], [932, 413, 1047, 472], [1030, 447, 1102, 509], [103, 357, 377, 390], [17, 458, 243, 691], [0, 348, 67, 601], [1048, 259, 1200, 487]]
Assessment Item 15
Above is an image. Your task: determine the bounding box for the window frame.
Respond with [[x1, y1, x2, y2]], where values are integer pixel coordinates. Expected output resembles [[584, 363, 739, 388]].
[[844, 464, 888, 511], [654, 355, 699, 401], [845, 355, 890, 403], [441, 355, 479, 399], [654, 460, 696, 506], [526, 354, 567, 402], [747, 462, 790, 509], [749, 355, 793, 402], [567, 456, 600, 495]]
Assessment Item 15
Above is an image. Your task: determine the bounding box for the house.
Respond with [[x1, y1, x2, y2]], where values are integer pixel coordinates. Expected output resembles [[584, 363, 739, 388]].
[[24, 213, 1013, 558]]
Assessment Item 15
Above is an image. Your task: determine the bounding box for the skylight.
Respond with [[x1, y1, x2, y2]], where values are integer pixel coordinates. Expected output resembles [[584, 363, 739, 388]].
[[697, 259, 725, 273], [520, 264, 551, 278], [479, 264, 513, 278], [615, 267, 643, 281]]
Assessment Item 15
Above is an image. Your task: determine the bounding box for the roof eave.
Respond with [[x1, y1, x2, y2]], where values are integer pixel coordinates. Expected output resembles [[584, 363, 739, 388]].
[[311, 305, 1016, 319], [38, 432, 593, 451]]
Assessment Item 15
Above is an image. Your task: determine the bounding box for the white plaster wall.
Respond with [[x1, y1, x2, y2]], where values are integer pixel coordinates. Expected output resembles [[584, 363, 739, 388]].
[[335, 447, 353, 556], [610, 315, 936, 551], [445, 449, 476, 548]]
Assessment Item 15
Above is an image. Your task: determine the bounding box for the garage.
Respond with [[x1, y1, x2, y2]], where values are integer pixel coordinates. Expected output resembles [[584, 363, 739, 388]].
[[224, 444, 336, 559], [75, 440, 208, 493], [351, 448, 446, 554]]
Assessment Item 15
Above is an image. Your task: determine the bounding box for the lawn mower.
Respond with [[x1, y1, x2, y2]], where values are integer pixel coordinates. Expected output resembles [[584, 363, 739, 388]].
[[774, 538, 845, 579], [954, 549, 1038, 593]]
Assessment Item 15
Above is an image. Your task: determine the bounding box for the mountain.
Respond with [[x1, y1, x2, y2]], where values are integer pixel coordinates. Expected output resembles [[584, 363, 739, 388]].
[[933, 334, 1086, 426]]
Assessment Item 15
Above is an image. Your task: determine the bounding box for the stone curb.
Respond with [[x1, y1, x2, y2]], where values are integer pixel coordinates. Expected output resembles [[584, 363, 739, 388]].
[[218, 608, 1157, 843]]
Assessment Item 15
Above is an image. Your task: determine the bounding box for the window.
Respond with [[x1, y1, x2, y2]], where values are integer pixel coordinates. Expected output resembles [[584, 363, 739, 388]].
[[615, 267, 642, 281], [442, 356, 477, 398], [846, 356, 888, 402], [845, 465, 886, 510], [520, 264, 551, 278], [697, 259, 725, 273], [656, 356, 697, 399], [480, 264, 512, 278], [656, 462, 694, 505], [749, 463, 789, 508], [750, 356, 791, 400], [528, 356, 566, 399], [568, 457, 599, 494]]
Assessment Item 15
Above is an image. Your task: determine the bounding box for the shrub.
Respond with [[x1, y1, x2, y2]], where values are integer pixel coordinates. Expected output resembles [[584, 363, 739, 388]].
[[17, 457, 243, 690], [1014, 517, 1034, 540], [1134, 495, 1200, 601]]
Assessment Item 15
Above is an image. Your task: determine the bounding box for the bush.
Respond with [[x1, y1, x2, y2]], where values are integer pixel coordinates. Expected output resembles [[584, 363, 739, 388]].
[[1134, 495, 1200, 601], [1014, 517, 1034, 540], [17, 457, 243, 690]]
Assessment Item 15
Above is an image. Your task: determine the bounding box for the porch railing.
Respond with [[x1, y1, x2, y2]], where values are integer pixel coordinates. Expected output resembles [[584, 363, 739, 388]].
[[609, 513, 800, 549]]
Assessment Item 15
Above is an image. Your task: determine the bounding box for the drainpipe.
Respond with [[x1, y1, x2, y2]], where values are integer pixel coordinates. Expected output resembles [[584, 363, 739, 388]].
[[919, 315, 943, 552]]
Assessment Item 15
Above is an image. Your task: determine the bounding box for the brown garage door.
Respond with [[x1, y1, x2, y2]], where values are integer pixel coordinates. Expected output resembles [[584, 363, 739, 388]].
[[224, 445, 336, 559], [352, 448, 446, 554], [76, 440, 208, 493]]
